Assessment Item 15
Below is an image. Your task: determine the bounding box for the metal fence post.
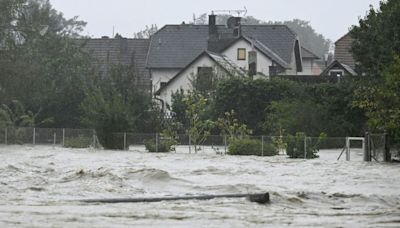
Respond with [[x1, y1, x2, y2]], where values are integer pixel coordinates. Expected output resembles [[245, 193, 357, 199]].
[[5, 128, 7, 145], [364, 132, 371, 162], [189, 134, 192, 154], [304, 136, 307, 159], [155, 133, 159, 153], [346, 137, 350, 161], [92, 130, 96, 148], [124, 133, 127, 151], [384, 131, 391, 162], [33, 128, 36, 145], [261, 136, 264, 157], [224, 135, 227, 155], [62, 128, 65, 147], [53, 133, 56, 147]]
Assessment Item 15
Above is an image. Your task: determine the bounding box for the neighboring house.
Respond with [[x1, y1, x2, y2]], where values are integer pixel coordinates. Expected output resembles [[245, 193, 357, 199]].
[[147, 14, 321, 109], [300, 47, 323, 75], [321, 32, 358, 76], [80, 37, 151, 89]]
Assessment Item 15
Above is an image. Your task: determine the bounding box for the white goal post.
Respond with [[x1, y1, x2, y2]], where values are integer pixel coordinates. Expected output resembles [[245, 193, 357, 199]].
[[345, 137, 366, 161]]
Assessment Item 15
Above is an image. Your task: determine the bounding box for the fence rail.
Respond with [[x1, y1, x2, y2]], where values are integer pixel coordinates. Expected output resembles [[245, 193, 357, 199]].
[[0, 127, 397, 162]]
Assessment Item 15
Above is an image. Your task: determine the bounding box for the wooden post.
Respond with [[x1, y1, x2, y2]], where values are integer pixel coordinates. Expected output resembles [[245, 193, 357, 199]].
[[82, 192, 270, 204]]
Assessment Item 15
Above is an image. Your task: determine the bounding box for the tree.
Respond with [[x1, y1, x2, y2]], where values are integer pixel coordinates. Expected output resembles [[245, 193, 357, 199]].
[[350, 0, 400, 76], [81, 65, 152, 149], [353, 56, 400, 137], [183, 92, 214, 153], [133, 24, 158, 38]]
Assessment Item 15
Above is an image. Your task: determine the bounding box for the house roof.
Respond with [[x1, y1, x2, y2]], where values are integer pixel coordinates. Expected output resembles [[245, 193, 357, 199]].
[[320, 60, 357, 76], [156, 51, 246, 95], [301, 47, 320, 59], [146, 24, 298, 69], [80, 38, 151, 86]]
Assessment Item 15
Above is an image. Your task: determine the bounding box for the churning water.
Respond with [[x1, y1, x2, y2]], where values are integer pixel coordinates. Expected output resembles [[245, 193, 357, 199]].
[[0, 145, 399, 227]]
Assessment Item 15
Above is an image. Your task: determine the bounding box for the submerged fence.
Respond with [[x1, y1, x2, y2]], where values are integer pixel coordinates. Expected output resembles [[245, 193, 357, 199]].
[[0, 127, 398, 161]]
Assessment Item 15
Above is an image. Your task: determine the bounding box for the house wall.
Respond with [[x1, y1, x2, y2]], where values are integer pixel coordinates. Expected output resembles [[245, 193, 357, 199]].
[[222, 40, 273, 75], [150, 69, 180, 92], [284, 50, 298, 75], [298, 58, 323, 75], [159, 55, 222, 107], [335, 34, 356, 69]]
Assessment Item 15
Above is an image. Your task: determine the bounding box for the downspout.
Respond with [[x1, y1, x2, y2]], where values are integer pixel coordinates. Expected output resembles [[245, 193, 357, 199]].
[[153, 96, 165, 113]]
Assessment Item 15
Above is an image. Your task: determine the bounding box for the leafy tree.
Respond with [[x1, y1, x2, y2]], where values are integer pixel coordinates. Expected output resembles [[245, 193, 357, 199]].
[[353, 56, 400, 137], [81, 65, 152, 149], [183, 92, 214, 153], [216, 110, 252, 141], [350, 0, 400, 76], [0, 100, 52, 127]]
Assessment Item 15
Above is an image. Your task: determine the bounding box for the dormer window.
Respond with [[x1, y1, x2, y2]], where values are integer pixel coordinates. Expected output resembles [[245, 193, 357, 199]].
[[237, 48, 246, 60]]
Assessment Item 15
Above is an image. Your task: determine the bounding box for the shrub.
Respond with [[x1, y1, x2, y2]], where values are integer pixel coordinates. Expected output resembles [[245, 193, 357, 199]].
[[64, 135, 91, 148], [285, 132, 325, 159], [144, 139, 175, 153], [228, 138, 277, 156]]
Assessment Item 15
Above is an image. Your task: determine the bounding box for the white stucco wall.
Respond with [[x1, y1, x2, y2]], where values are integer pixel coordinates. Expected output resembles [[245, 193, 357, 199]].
[[159, 55, 221, 107], [299, 59, 313, 75], [150, 69, 180, 92], [222, 40, 273, 75]]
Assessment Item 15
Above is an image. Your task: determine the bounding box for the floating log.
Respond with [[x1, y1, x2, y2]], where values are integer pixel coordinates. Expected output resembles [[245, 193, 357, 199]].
[[82, 192, 270, 204]]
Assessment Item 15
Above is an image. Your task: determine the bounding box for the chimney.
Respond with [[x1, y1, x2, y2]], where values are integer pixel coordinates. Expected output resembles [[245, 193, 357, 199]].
[[208, 14, 217, 39]]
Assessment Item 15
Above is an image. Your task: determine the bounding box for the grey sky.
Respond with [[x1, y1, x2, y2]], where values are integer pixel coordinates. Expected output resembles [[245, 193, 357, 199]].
[[50, 0, 381, 41]]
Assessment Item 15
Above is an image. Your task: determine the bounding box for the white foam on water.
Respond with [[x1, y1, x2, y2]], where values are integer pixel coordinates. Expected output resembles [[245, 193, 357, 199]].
[[0, 145, 399, 227]]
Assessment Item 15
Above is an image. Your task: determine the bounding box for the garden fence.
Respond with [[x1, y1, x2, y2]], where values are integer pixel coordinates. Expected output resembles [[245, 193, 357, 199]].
[[1, 127, 396, 161]]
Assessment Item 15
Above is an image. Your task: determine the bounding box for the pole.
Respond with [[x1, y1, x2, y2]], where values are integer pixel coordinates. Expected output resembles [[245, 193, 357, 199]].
[[224, 135, 227, 155], [261, 136, 264, 157], [384, 131, 391, 162], [364, 132, 371, 162], [4, 128, 7, 145], [33, 128, 36, 145], [346, 137, 350, 161], [304, 136, 307, 159], [62, 128, 65, 147], [155, 133, 159, 153], [124, 133, 127, 151], [53, 133, 56, 147], [92, 130, 96, 148], [189, 134, 192, 154]]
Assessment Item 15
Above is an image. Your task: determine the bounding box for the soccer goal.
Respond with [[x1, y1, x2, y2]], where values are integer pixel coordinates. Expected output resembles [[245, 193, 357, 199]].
[[337, 137, 366, 161]]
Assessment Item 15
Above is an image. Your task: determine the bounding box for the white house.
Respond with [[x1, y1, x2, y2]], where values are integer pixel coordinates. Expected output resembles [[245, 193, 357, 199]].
[[145, 14, 321, 109]]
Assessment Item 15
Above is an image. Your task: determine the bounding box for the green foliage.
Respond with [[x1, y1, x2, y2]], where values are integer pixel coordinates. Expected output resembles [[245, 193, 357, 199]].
[[285, 133, 325, 159], [216, 110, 252, 140], [354, 56, 400, 137], [169, 89, 190, 130], [212, 77, 302, 134], [0, 100, 53, 127], [144, 138, 175, 153], [184, 92, 215, 153], [80, 65, 152, 149], [228, 138, 277, 156], [64, 135, 91, 148], [350, 0, 400, 75]]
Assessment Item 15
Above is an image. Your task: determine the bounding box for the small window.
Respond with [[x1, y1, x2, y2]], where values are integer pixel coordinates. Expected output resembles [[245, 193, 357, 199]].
[[237, 48, 246, 60], [160, 82, 167, 88]]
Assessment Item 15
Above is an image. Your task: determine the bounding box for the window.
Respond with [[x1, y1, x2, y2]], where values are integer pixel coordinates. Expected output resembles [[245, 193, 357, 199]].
[[196, 67, 213, 93], [160, 82, 167, 89], [329, 70, 344, 77], [237, 48, 246, 60]]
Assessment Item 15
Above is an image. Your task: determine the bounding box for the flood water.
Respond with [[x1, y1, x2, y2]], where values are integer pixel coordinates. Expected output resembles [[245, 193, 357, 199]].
[[0, 145, 399, 227]]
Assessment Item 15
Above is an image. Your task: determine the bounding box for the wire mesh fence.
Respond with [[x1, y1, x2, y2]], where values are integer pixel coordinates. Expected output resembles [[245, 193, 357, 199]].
[[0, 127, 397, 162]]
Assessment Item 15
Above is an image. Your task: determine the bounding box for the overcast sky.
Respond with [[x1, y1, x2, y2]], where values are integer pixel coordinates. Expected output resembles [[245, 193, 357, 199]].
[[50, 0, 381, 41]]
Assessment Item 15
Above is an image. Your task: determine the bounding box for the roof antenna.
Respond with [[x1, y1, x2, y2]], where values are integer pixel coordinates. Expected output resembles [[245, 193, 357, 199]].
[[213, 6, 248, 17], [112, 26, 115, 38]]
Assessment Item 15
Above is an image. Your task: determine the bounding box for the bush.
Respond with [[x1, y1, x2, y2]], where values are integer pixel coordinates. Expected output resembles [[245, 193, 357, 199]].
[[228, 138, 278, 156], [285, 132, 325, 159], [64, 135, 91, 148], [144, 139, 175, 153]]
